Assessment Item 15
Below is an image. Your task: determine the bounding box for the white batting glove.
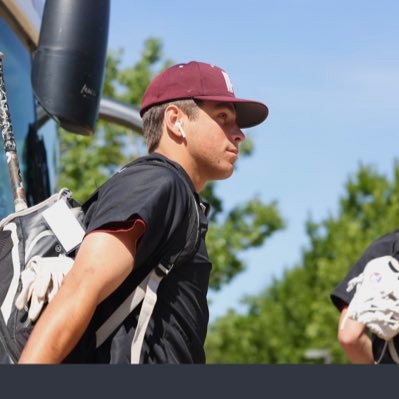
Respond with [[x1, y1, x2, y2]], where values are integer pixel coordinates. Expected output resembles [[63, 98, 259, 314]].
[[15, 255, 74, 322]]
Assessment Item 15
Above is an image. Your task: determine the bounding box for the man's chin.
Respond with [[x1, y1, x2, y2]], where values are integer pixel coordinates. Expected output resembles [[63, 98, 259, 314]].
[[213, 167, 234, 181]]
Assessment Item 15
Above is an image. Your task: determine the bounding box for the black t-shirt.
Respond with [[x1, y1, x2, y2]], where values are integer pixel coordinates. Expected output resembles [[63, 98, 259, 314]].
[[74, 153, 211, 364], [331, 230, 399, 363]]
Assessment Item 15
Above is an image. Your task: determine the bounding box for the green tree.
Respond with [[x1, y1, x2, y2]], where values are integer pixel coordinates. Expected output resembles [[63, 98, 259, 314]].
[[205, 163, 399, 363], [58, 38, 284, 291]]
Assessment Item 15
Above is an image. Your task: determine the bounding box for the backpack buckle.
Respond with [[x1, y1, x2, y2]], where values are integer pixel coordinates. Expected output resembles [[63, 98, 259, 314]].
[[155, 263, 173, 277]]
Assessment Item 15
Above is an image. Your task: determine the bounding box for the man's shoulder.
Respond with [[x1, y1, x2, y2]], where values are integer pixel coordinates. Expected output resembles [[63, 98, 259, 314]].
[[363, 230, 399, 260], [100, 155, 185, 196], [116, 154, 191, 190], [350, 231, 399, 275]]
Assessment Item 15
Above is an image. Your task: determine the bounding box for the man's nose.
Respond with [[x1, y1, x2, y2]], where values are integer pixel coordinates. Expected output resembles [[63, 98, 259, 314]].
[[231, 126, 245, 143]]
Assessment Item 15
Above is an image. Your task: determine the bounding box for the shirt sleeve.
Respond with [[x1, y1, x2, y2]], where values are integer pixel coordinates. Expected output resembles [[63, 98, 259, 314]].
[[85, 162, 191, 271], [330, 231, 399, 311]]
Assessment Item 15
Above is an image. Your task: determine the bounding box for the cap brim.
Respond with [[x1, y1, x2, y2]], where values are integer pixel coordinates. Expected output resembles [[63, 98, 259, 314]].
[[193, 95, 269, 128]]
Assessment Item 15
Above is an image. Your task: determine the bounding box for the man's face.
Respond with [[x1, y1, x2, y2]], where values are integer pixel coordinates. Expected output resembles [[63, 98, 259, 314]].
[[185, 100, 245, 184]]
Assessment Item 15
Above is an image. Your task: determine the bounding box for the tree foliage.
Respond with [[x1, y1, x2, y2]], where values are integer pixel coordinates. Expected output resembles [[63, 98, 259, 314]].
[[58, 38, 284, 291], [205, 162, 399, 363]]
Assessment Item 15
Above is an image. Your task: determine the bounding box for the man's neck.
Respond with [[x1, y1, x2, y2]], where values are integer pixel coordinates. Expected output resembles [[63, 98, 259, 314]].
[[153, 149, 205, 192]]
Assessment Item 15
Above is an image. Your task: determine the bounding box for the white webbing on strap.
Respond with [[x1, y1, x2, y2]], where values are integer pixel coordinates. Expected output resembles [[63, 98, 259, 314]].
[[130, 267, 164, 363], [24, 230, 54, 262], [388, 339, 399, 364], [95, 274, 149, 348], [95, 263, 169, 363]]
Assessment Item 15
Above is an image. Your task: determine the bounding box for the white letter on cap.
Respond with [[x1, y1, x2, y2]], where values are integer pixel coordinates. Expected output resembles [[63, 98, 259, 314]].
[[221, 71, 234, 93]]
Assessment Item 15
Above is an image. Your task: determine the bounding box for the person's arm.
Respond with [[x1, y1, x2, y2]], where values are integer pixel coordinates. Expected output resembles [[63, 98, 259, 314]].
[[337, 306, 374, 364], [18, 222, 145, 364]]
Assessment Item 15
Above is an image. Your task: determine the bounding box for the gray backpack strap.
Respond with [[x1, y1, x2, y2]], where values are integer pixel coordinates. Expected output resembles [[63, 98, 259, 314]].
[[94, 263, 171, 364], [374, 340, 388, 364], [130, 264, 169, 363], [388, 339, 399, 364], [373, 339, 399, 364], [95, 275, 149, 349]]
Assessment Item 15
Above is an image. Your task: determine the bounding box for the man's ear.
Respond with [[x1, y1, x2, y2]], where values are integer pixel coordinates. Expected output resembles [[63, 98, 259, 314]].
[[164, 104, 185, 140]]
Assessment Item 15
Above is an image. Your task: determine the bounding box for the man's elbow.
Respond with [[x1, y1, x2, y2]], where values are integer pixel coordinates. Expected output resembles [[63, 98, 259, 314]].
[[338, 328, 360, 351]]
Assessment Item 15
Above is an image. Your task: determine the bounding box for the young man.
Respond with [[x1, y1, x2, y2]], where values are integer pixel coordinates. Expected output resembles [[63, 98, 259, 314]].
[[331, 231, 399, 364], [18, 61, 269, 363]]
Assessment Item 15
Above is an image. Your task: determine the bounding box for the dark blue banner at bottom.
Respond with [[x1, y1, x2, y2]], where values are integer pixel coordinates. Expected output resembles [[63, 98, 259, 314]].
[[0, 364, 396, 399]]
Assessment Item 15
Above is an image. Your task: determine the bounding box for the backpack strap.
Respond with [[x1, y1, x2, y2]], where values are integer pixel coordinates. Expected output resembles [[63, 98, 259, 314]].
[[95, 273, 149, 348], [130, 265, 166, 363], [375, 339, 399, 364], [388, 339, 399, 364], [93, 155, 202, 363]]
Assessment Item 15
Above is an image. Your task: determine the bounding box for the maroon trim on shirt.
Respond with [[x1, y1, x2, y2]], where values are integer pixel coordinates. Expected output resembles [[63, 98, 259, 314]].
[[85, 218, 147, 241]]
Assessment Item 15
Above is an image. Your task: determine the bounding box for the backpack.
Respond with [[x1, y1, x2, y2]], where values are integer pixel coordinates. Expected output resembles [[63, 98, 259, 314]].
[[344, 255, 399, 363], [0, 157, 202, 364]]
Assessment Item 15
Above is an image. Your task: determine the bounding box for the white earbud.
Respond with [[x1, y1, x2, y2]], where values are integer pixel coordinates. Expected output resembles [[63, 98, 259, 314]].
[[175, 121, 186, 139]]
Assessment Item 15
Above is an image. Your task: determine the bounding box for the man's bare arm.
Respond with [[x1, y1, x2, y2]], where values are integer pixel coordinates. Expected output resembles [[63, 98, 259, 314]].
[[337, 306, 374, 364], [18, 223, 145, 364]]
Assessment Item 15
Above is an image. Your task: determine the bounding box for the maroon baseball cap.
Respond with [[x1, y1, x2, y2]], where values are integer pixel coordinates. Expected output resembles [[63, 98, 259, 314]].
[[140, 61, 268, 128]]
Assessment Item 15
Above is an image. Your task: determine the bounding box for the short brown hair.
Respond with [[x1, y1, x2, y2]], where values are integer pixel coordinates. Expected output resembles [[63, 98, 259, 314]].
[[142, 99, 201, 152]]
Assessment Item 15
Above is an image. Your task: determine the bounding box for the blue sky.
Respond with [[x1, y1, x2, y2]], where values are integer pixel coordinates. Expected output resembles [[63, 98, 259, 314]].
[[108, 0, 399, 321]]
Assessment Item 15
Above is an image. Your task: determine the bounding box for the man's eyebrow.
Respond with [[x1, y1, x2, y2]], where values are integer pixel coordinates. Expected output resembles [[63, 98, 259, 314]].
[[213, 102, 236, 112]]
